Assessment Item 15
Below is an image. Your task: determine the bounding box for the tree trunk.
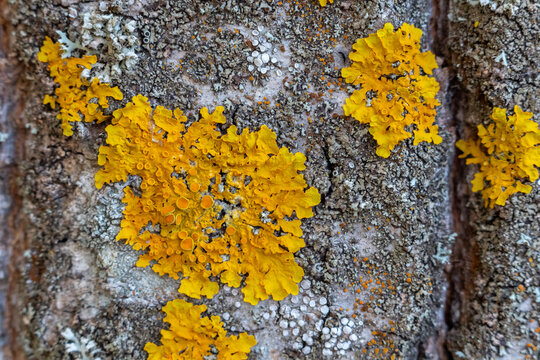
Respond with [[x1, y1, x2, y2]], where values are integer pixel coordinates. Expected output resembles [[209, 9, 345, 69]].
[[1, 0, 538, 359]]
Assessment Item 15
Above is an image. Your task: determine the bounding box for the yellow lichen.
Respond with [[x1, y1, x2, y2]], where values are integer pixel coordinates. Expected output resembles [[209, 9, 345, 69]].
[[144, 299, 256, 360], [456, 105, 539, 207], [341, 23, 441, 158], [319, 0, 333, 6], [96, 95, 321, 305], [38, 35, 319, 358], [38, 37, 123, 136]]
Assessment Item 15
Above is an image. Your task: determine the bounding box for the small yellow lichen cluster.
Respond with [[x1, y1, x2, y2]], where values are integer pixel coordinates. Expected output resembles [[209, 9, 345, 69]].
[[145, 299, 256, 360], [37, 36, 123, 136], [319, 0, 334, 6], [457, 105, 539, 207], [96, 94, 320, 305], [342, 23, 441, 158]]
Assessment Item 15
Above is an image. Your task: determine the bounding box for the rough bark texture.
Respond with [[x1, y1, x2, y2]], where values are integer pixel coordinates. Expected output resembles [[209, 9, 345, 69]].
[[441, 1, 539, 359], [0, 0, 538, 359]]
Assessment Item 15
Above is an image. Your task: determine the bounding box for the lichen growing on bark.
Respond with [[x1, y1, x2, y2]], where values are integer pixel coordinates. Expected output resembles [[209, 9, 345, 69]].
[[37, 37, 123, 136], [144, 299, 256, 360], [342, 23, 441, 158], [96, 94, 320, 304], [457, 105, 539, 207]]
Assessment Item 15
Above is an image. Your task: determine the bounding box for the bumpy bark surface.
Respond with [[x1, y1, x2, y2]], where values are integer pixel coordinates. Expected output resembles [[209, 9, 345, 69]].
[[441, 1, 539, 359], [0, 0, 537, 359]]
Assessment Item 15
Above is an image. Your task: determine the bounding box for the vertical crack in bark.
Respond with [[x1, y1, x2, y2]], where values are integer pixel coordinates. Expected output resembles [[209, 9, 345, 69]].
[[320, 141, 335, 206], [441, 78, 464, 360], [1, 2, 27, 358], [442, 76, 483, 360], [429, 0, 473, 358], [430, 0, 480, 358]]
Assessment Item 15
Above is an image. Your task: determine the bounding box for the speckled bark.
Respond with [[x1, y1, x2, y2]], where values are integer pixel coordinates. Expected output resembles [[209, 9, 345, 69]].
[[441, 1, 539, 359], [0, 0, 537, 359]]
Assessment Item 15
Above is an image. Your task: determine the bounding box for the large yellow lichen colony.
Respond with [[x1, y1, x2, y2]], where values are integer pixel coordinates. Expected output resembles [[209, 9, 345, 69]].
[[342, 23, 441, 158], [96, 94, 320, 304], [319, 0, 334, 6], [39, 37, 320, 358], [456, 105, 539, 207], [38, 37, 320, 306], [145, 299, 256, 360], [37, 36, 123, 136]]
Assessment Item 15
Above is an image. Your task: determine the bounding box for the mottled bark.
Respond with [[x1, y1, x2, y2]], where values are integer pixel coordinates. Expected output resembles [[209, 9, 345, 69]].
[[0, 0, 538, 359]]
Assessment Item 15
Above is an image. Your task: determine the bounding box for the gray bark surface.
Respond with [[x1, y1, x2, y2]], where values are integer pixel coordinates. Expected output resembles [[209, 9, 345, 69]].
[[0, 0, 538, 359]]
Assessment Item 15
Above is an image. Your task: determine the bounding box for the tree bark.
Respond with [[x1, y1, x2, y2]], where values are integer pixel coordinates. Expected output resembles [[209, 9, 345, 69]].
[[0, 0, 538, 359]]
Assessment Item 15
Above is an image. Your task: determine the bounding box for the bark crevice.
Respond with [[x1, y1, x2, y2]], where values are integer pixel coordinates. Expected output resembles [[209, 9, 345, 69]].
[[1, 2, 28, 358], [430, 0, 472, 358]]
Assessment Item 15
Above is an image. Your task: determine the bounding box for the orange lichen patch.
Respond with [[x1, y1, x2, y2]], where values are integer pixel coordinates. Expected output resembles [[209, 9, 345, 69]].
[[38, 37, 123, 136], [200, 195, 214, 209], [145, 299, 256, 360], [337, 256, 411, 357], [161, 205, 175, 215], [176, 197, 190, 210], [342, 23, 441, 158], [181, 238, 194, 251], [456, 105, 539, 207], [95, 95, 321, 304], [165, 214, 175, 224]]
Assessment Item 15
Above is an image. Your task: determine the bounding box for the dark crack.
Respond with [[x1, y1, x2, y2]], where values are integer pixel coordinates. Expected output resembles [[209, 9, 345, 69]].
[[320, 141, 335, 207], [430, 0, 465, 359]]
